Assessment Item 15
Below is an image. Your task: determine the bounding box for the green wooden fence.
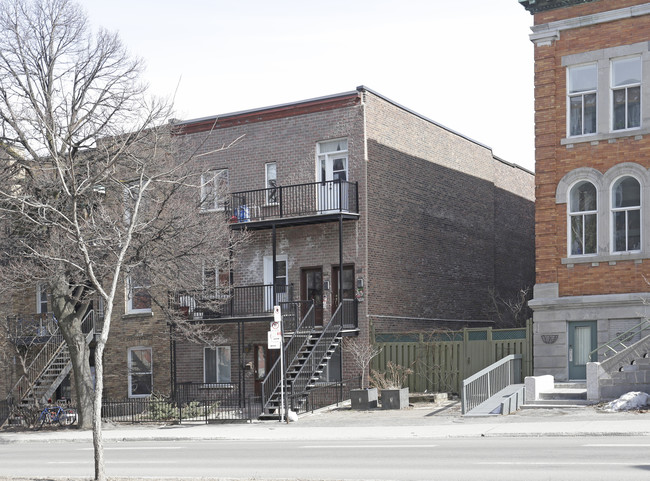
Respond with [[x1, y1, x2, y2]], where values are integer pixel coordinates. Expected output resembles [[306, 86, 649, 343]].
[[371, 320, 532, 395]]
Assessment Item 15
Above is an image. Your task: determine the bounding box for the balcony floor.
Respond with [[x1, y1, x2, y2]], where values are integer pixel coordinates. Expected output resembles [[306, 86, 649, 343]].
[[228, 211, 360, 231]]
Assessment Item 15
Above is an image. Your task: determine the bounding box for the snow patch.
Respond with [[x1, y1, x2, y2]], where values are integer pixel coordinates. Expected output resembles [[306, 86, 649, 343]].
[[603, 392, 650, 412]]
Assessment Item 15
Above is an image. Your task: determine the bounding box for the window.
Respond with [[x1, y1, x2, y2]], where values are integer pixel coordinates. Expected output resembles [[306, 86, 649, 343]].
[[612, 176, 641, 252], [203, 260, 229, 296], [612, 56, 641, 131], [128, 347, 152, 397], [569, 181, 597, 256], [204, 346, 231, 384], [265, 162, 278, 204], [126, 268, 151, 314], [36, 284, 48, 314], [568, 64, 597, 137], [200, 169, 228, 211]]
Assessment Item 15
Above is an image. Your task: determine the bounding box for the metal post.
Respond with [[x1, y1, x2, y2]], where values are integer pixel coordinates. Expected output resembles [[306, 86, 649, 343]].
[[339, 215, 343, 327], [272, 224, 277, 308]]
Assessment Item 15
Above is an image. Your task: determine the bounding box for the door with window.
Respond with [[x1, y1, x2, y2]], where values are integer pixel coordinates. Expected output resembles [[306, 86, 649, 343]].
[[331, 265, 354, 314], [301, 267, 323, 326], [318, 139, 348, 212], [254, 344, 279, 396], [263, 255, 288, 310], [568, 321, 597, 380]]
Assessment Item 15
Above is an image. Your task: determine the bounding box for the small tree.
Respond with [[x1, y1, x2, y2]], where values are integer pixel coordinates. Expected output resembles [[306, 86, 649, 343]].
[[344, 337, 381, 389]]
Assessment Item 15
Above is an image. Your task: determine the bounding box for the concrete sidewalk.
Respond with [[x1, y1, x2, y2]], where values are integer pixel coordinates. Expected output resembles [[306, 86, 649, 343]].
[[1, 401, 650, 444]]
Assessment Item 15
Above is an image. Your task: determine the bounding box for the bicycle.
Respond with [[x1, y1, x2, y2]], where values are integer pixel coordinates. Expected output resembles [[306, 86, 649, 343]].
[[37, 405, 77, 428]]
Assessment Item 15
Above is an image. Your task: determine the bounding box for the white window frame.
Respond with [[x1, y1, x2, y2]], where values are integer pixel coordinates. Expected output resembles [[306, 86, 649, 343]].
[[200, 169, 229, 212], [36, 284, 48, 314], [127, 346, 153, 398], [126, 270, 152, 314], [203, 346, 231, 384], [611, 55, 642, 132], [265, 162, 278, 205], [567, 63, 598, 138], [611, 175, 642, 254], [568, 181, 598, 257]]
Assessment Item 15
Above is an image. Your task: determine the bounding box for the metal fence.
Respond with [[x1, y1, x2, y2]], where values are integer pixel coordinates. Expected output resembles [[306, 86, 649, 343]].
[[288, 377, 361, 415], [0, 399, 9, 427]]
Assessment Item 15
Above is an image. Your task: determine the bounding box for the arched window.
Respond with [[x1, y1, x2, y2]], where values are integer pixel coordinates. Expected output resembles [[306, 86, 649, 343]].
[[569, 181, 597, 255], [612, 176, 641, 252]]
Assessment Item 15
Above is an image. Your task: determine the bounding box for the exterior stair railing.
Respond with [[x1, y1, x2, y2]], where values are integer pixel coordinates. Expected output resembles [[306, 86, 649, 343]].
[[288, 302, 344, 399], [261, 302, 314, 412], [461, 354, 522, 414], [5, 310, 95, 407], [589, 319, 650, 360]]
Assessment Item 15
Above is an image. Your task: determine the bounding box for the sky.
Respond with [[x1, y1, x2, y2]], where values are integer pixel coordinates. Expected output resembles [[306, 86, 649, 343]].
[[80, 0, 536, 171]]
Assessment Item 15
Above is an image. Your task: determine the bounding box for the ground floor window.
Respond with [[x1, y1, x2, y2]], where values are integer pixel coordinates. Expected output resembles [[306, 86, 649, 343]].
[[204, 346, 231, 384], [128, 347, 153, 398]]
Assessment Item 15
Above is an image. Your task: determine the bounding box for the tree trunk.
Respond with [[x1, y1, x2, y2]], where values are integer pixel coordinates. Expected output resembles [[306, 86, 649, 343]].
[[93, 338, 106, 481], [60, 318, 94, 429]]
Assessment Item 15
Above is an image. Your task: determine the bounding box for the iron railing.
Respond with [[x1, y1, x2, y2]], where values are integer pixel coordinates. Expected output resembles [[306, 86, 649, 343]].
[[288, 377, 361, 414], [340, 299, 358, 330], [7, 313, 58, 342], [261, 302, 315, 412], [289, 302, 344, 398], [590, 319, 650, 360], [6, 310, 95, 406], [227, 179, 359, 223], [102, 384, 259, 423], [461, 354, 522, 414], [174, 284, 294, 319]]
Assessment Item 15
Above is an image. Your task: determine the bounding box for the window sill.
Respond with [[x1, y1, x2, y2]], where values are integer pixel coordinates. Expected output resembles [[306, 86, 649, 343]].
[[562, 252, 645, 265], [200, 384, 234, 389], [122, 311, 154, 320], [561, 128, 646, 146]]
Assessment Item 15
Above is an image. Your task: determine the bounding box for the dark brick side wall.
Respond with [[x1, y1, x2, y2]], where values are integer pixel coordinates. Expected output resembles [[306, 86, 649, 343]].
[[362, 91, 534, 331]]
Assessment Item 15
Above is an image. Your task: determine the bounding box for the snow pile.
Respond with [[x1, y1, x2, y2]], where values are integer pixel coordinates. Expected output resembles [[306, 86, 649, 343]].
[[603, 391, 650, 412]]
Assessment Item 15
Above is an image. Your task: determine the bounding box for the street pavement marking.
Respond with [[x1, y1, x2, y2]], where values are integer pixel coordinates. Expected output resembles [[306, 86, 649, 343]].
[[78, 446, 184, 451], [584, 444, 650, 447], [301, 445, 438, 449], [481, 462, 648, 466]]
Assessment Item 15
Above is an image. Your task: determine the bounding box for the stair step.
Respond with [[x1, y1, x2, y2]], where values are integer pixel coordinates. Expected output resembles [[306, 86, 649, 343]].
[[538, 388, 587, 401]]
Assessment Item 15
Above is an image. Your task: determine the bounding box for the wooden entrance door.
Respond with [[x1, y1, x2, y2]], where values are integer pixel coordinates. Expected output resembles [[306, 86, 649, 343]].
[[253, 344, 279, 397], [331, 265, 354, 314], [301, 267, 323, 326]]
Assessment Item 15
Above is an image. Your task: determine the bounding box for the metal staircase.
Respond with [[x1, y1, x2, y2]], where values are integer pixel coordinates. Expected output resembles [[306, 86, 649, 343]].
[[5, 310, 95, 408], [260, 302, 345, 418]]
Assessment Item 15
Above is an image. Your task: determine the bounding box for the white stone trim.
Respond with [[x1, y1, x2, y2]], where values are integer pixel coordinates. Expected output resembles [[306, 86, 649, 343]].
[[529, 3, 650, 45]]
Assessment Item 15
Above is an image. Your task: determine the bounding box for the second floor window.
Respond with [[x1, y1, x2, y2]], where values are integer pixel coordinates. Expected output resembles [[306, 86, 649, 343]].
[[612, 56, 641, 131], [568, 64, 597, 137], [36, 284, 48, 314], [126, 269, 151, 314], [612, 176, 641, 252], [201, 169, 228, 211], [569, 181, 597, 256]]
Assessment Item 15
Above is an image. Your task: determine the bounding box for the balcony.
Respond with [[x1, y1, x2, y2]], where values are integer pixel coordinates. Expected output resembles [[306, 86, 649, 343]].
[[173, 284, 294, 321], [6, 313, 57, 345], [226, 180, 359, 230]]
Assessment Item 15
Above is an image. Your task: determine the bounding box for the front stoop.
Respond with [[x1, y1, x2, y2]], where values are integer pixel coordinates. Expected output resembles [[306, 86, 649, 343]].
[[522, 382, 595, 409]]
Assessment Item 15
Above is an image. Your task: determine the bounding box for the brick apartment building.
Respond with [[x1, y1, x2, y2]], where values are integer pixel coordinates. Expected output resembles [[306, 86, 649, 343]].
[[2, 86, 534, 413], [520, 0, 650, 382]]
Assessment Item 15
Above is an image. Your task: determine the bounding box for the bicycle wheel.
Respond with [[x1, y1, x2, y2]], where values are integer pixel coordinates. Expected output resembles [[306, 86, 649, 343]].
[[37, 411, 49, 429], [59, 408, 77, 426]]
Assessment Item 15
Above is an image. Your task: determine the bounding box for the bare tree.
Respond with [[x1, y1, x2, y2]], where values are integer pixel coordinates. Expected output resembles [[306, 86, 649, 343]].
[[344, 337, 381, 389], [0, 1, 242, 479], [487, 286, 532, 328]]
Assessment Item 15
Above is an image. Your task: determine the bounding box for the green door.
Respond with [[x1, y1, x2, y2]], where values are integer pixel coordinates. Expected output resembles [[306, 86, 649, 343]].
[[568, 321, 597, 380]]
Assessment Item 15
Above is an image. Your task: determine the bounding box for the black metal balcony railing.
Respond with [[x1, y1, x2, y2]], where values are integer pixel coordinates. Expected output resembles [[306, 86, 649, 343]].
[[173, 284, 294, 319], [6, 313, 58, 341], [226, 180, 359, 223]]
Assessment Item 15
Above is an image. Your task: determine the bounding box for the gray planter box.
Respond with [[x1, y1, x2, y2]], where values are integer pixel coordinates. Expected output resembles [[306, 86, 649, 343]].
[[381, 387, 409, 409], [350, 388, 378, 410]]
